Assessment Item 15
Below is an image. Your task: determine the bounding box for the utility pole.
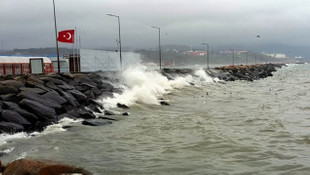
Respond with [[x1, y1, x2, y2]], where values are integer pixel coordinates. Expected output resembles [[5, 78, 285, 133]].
[[52, 0, 60, 73], [232, 50, 235, 66], [245, 52, 248, 65]]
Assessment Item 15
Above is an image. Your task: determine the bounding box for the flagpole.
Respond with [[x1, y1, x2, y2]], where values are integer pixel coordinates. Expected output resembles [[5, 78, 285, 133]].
[[78, 35, 81, 72], [52, 0, 60, 73], [75, 27, 78, 56]]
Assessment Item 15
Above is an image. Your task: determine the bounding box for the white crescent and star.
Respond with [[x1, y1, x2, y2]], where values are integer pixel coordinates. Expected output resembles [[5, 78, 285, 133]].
[[62, 32, 72, 40]]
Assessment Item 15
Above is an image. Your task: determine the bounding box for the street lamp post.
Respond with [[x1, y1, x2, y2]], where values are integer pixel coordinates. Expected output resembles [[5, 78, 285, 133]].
[[150, 26, 162, 70], [107, 13, 122, 70], [232, 50, 235, 66], [245, 52, 248, 65], [201, 42, 210, 69]]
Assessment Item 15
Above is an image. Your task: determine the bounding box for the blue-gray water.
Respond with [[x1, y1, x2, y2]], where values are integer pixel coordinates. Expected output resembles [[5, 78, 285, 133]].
[[1, 64, 310, 175]]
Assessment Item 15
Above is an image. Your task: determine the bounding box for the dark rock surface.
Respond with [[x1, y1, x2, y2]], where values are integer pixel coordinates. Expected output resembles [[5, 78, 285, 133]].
[[0, 72, 120, 134], [0, 110, 31, 126], [20, 99, 57, 121], [0, 121, 24, 133], [212, 64, 285, 81], [160, 101, 170, 106], [117, 103, 129, 109]]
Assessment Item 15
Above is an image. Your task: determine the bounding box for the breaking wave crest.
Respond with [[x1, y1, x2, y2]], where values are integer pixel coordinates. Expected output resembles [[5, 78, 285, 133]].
[[102, 66, 193, 108], [194, 68, 214, 83], [101, 66, 219, 108]]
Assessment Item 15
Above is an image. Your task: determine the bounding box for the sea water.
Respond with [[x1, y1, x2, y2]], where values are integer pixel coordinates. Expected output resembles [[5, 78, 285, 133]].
[[1, 64, 310, 174]]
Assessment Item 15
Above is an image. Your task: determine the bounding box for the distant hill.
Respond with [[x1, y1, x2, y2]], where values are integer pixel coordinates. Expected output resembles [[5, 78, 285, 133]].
[[161, 45, 191, 52], [209, 43, 310, 59]]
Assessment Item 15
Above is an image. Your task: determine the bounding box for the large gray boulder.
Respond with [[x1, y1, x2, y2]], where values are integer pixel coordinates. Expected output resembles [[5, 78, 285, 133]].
[[0, 94, 21, 103], [20, 87, 47, 94], [91, 87, 102, 96], [67, 90, 87, 102], [60, 91, 79, 107], [0, 121, 24, 133], [67, 108, 96, 119], [0, 86, 18, 95], [18, 90, 62, 109], [84, 90, 95, 99], [3, 101, 38, 123], [0, 100, 3, 113], [27, 76, 44, 85], [57, 83, 75, 90], [25, 81, 53, 92], [39, 77, 65, 85], [73, 74, 97, 86], [0, 80, 25, 89], [1, 110, 31, 126], [19, 99, 56, 121], [45, 81, 61, 91], [41, 91, 67, 105], [97, 82, 114, 92]]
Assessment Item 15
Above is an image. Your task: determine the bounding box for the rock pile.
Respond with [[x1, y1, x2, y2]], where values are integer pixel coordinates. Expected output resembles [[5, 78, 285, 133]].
[[0, 72, 120, 134], [213, 64, 285, 81]]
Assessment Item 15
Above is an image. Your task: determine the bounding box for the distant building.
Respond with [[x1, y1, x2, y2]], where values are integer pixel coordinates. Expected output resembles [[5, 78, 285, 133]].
[[184, 50, 207, 57], [265, 53, 286, 59], [219, 50, 247, 54]]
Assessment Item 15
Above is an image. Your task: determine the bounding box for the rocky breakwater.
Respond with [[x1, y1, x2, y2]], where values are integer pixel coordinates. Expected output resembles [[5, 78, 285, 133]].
[[0, 71, 121, 134], [211, 63, 285, 81]]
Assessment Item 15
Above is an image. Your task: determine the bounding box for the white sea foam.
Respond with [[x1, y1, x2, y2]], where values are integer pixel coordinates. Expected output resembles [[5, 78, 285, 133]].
[[31, 118, 82, 136], [194, 68, 214, 83], [2, 147, 15, 154], [0, 132, 29, 147], [0, 118, 81, 160], [102, 66, 192, 108], [16, 152, 27, 160]]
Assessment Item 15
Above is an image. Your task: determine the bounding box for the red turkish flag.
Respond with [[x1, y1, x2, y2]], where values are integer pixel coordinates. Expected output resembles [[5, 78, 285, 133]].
[[57, 29, 74, 43]]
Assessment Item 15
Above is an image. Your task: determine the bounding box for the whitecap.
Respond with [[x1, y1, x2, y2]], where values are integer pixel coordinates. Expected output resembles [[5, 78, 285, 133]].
[[194, 68, 214, 83], [0, 132, 29, 147], [102, 65, 192, 108], [31, 118, 82, 136]]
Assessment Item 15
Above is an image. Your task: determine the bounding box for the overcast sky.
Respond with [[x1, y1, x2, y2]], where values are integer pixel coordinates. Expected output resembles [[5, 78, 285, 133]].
[[1, 0, 310, 50]]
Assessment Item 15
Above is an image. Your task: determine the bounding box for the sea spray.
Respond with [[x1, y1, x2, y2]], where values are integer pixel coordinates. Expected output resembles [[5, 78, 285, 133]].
[[102, 66, 193, 108], [31, 118, 82, 136], [0, 133, 29, 147], [194, 68, 222, 83], [194, 68, 214, 83], [0, 133, 29, 155]]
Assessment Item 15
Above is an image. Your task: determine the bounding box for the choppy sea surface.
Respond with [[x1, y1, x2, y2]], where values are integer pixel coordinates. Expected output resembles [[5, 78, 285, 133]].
[[1, 63, 310, 175]]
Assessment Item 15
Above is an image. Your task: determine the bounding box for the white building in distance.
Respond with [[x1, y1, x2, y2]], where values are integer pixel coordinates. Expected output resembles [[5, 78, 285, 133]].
[[265, 53, 287, 59]]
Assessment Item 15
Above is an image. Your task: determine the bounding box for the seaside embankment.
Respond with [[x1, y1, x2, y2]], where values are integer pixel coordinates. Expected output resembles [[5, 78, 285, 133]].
[[0, 63, 285, 134], [0, 63, 285, 174]]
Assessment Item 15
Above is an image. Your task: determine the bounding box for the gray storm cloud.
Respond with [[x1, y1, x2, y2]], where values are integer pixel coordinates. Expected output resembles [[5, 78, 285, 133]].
[[1, 0, 310, 50]]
